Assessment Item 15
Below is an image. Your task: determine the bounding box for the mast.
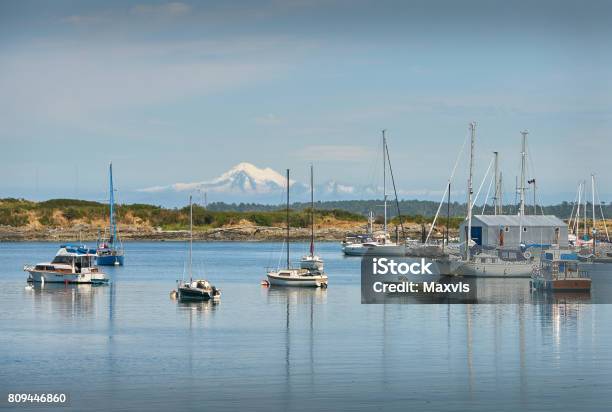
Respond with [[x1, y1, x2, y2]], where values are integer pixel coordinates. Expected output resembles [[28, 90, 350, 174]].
[[519, 130, 528, 216], [466, 122, 475, 260], [583, 180, 587, 237], [445, 181, 451, 251], [382, 130, 387, 240], [109, 162, 117, 245], [310, 164, 314, 257], [189, 195, 193, 283], [286, 169, 290, 268], [493, 152, 499, 215], [498, 172, 503, 214], [576, 182, 582, 235], [592, 174, 596, 253]]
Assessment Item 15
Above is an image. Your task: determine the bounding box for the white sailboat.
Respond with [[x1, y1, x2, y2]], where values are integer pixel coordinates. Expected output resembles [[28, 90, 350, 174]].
[[177, 196, 221, 301], [267, 169, 328, 287], [342, 130, 405, 256], [456, 125, 536, 277]]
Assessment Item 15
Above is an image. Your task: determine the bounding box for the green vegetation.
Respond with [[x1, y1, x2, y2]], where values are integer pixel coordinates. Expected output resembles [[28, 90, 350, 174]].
[[0, 198, 367, 229]]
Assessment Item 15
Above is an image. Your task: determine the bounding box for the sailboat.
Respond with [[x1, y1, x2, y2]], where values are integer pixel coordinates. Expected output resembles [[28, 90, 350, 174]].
[[177, 196, 221, 301], [266, 169, 328, 287], [96, 162, 125, 266], [456, 125, 537, 277], [342, 130, 405, 256], [299, 165, 325, 272]]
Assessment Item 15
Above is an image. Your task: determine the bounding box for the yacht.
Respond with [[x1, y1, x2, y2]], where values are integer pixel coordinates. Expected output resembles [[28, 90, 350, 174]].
[[267, 168, 328, 288], [24, 244, 109, 284]]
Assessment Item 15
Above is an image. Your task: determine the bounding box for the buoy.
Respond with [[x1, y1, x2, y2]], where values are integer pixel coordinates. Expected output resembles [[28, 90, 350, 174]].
[[261, 279, 270, 287], [170, 290, 178, 299]]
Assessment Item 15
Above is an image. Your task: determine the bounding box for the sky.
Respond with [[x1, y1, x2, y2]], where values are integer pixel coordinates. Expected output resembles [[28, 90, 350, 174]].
[[0, 0, 610, 206]]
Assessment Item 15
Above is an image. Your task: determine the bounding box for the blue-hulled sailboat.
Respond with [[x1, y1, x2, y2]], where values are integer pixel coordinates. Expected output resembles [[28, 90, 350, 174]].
[[96, 162, 125, 266]]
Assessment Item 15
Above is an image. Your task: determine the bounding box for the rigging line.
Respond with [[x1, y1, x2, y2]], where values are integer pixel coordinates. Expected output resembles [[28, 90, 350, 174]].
[[425, 130, 470, 243], [481, 170, 495, 215], [472, 157, 495, 208], [384, 140, 405, 240], [595, 183, 611, 242]]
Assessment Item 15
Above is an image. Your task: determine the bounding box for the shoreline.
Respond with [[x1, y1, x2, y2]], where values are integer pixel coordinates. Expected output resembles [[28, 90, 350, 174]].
[[0, 223, 450, 242]]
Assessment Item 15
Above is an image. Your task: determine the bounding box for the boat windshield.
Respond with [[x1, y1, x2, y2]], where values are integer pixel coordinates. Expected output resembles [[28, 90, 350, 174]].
[[51, 255, 74, 264]]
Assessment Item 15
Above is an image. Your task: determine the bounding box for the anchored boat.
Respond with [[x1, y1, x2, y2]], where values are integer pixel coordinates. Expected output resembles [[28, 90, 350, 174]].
[[177, 196, 221, 301], [96, 162, 125, 266], [24, 244, 109, 284], [267, 168, 328, 288]]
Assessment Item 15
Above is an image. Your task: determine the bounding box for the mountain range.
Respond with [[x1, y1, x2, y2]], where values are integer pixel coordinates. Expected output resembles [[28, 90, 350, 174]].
[[135, 162, 382, 206]]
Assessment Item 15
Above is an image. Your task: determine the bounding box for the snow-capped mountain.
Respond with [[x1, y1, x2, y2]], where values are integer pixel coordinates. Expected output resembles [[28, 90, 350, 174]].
[[134, 162, 385, 206]]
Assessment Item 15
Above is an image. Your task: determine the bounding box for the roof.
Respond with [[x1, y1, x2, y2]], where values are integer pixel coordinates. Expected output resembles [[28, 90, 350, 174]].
[[469, 215, 566, 227]]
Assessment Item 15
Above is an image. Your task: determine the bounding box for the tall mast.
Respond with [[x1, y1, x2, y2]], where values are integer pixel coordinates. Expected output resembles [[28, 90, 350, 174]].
[[286, 169, 290, 268], [592, 174, 596, 238], [498, 172, 503, 214], [109, 162, 116, 244], [583, 180, 587, 237], [310, 164, 314, 256], [519, 130, 528, 216], [576, 182, 582, 235], [466, 122, 475, 260], [493, 152, 499, 215], [189, 195, 193, 283], [382, 130, 387, 239]]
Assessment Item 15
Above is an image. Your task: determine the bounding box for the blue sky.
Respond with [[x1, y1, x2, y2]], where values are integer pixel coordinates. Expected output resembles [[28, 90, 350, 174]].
[[0, 0, 610, 205]]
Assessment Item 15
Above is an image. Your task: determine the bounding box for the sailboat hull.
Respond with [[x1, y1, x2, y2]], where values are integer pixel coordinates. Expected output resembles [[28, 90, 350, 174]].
[[96, 254, 124, 266], [267, 272, 328, 287], [455, 261, 535, 277]]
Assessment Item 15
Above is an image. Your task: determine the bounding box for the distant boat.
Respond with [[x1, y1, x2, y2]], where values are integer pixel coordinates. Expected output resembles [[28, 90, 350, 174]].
[[96, 162, 125, 266], [267, 169, 328, 288], [299, 165, 326, 274], [24, 244, 109, 284], [177, 196, 221, 301], [342, 130, 405, 256]]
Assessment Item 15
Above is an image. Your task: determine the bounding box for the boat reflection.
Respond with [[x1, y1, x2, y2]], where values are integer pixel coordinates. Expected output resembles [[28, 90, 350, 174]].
[[26, 282, 107, 318]]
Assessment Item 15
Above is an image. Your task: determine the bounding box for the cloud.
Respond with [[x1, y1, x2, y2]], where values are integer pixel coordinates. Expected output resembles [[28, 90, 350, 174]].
[[131, 2, 192, 17], [299, 145, 370, 161]]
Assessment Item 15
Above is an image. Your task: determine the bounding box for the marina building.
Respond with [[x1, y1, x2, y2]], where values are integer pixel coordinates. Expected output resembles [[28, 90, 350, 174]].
[[459, 215, 568, 249]]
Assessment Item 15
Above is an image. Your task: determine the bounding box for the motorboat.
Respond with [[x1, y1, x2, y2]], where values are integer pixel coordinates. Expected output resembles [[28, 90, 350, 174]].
[[24, 244, 109, 284]]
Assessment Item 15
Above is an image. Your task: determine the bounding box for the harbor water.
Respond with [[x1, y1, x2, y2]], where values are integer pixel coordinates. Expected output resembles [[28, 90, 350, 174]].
[[1, 242, 612, 411]]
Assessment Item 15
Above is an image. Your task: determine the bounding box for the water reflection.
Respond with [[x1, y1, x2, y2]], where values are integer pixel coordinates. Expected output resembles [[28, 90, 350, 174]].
[[26, 282, 107, 318]]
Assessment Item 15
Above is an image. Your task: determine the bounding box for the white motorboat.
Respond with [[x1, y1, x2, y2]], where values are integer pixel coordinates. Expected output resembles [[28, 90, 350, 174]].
[[24, 244, 109, 284], [267, 168, 328, 288]]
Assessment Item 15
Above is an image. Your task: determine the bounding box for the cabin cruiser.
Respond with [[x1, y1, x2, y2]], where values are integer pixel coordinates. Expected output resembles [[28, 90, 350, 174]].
[[24, 244, 109, 284]]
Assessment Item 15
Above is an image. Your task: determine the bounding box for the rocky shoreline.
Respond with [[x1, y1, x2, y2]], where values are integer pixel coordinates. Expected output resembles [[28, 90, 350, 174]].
[[0, 222, 450, 242]]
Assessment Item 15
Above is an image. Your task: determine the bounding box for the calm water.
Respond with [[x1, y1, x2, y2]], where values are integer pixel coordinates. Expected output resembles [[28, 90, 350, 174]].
[[1, 242, 612, 411]]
